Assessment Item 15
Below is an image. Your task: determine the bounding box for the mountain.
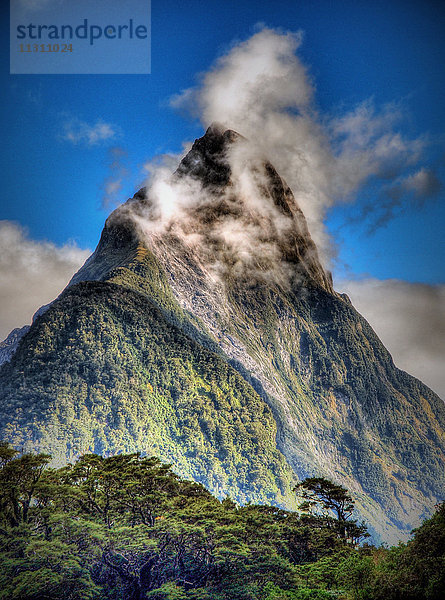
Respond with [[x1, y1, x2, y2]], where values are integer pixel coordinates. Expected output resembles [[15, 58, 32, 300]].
[[1, 125, 444, 543], [0, 326, 30, 366], [0, 305, 50, 369]]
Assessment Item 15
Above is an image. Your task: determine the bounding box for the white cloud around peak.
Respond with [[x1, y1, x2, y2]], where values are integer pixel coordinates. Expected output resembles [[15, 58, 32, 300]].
[[171, 28, 437, 263]]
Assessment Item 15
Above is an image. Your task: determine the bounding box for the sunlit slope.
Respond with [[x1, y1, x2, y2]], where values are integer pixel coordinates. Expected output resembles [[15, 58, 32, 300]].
[[0, 280, 296, 507]]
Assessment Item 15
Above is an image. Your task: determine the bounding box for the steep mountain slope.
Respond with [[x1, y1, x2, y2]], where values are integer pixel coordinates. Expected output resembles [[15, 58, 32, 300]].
[[0, 281, 295, 507], [0, 125, 443, 543]]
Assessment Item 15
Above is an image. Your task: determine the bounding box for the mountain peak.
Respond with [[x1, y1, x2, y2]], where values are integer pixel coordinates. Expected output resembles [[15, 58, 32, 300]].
[[205, 121, 233, 136], [72, 125, 334, 294], [171, 126, 334, 292], [175, 123, 242, 186], [1, 125, 444, 546]]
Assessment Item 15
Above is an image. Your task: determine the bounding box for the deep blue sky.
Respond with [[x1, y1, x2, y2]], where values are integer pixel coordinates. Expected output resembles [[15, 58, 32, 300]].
[[1, 0, 445, 284]]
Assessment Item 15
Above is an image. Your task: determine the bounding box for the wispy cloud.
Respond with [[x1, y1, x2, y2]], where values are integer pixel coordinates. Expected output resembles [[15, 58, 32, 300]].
[[397, 168, 441, 201], [101, 147, 129, 209], [61, 118, 118, 146], [347, 167, 442, 234], [170, 28, 437, 263], [0, 221, 89, 340]]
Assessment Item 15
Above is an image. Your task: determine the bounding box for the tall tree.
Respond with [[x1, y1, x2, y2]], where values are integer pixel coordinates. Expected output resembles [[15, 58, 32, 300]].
[[294, 478, 368, 544]]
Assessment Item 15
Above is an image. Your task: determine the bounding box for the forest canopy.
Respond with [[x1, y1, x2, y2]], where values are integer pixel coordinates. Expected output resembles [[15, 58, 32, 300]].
[[0, 443, 443, 600]]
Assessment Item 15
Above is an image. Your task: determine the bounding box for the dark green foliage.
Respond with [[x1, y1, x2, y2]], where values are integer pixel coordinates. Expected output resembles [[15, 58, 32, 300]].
[[295, 477, 369, 544], [1, 446, 442, 600], [360, 503, 445, 600], [0, 446, 313, 599]]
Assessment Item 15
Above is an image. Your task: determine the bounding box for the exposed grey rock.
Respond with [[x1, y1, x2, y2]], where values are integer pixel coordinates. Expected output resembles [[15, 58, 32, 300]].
[[0, 326, 30, 366]]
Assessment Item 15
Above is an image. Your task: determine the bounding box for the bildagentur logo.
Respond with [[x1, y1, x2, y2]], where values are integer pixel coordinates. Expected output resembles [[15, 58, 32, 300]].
[[16, 18, 148, 46], [10, 0, 151, 75]]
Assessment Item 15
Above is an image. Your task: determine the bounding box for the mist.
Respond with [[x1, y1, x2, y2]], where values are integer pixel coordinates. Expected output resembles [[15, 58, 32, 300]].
[[170, 29, 433, 265], [135, 27, 442, 398]]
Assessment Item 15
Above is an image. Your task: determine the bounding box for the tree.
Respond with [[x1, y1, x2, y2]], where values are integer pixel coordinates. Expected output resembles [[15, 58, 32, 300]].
[[1, 445, 383, 600], [0, 443, 50, 528], [368, 503, 445, 600], [0, 443, 101, 600], [294, 478, 369, 544]]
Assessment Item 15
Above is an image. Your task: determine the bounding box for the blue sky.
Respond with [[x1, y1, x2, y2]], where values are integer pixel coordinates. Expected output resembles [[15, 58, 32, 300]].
[[1, 0, 445, 395]]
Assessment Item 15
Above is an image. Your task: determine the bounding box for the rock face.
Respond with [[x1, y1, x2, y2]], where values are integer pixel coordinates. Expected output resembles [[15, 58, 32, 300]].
[[0, 305, 51, 368], [0, 326, 30, 366], [1, 126, 444, 544]]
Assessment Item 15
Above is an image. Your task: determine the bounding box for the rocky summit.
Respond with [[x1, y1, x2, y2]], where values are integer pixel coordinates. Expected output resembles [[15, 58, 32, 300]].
[[0, 126, 443, 544]]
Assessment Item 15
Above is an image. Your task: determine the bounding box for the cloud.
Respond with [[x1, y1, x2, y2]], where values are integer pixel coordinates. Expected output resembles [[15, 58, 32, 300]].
[[133, 128, 328, 289], [0, 221, 90, 340], [347, 167, 442, 233], [101, 147, 129, 209], [171, 28, 434, 263], [337, 277, 445, 399], [61, 118, 118, 146], [329, 101, 425, 189], [399, 168, 441, 201]]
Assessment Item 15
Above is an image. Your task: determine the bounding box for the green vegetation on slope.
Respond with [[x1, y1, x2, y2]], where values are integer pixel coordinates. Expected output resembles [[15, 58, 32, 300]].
[[64, 201, 445, 543], [1, 444, 443, 600], [220, 280, 445, 541], [57, 127, 445, 545], [0, 281, 295, 506]]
